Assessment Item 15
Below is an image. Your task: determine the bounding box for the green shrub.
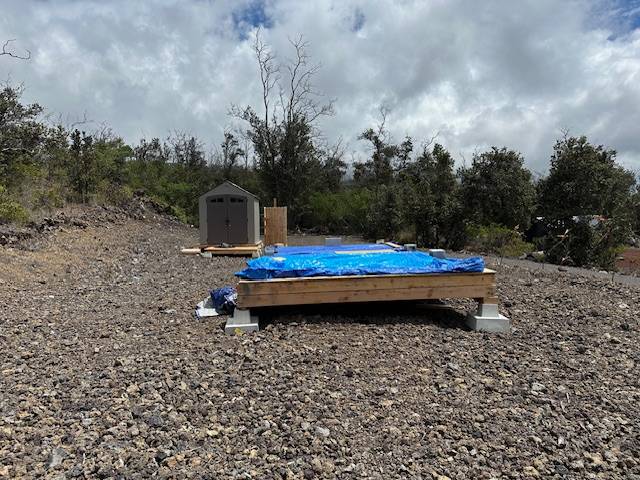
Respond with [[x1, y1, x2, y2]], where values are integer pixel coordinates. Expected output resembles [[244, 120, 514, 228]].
[[544, 216, 631, 270], [96, 182, 133, 207], [33, 187, 66, 211], [466, 223, 534, 257], [0, 186, 30, 224], [306, 189, 371, 234]]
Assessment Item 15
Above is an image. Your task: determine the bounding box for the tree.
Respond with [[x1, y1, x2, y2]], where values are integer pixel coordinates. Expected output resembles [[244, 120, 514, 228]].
[[633, 182, 640, 237], [232, 30, 334, 224], [94, 134, 132, 187], [399, 143, 463, 248], [538, 135, 637, 268], [458, 147, 536, 229], [218, 132, 245, 180], [538, 135, 636, 219], [312, 142, 347, 192], [69, 129, 97, 203], [354, 108, 397, 189], [0, 85, 47, 188]]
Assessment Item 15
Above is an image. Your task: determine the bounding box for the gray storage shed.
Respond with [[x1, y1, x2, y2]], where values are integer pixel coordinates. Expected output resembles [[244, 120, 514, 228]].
[[198, 181, 260, 246]]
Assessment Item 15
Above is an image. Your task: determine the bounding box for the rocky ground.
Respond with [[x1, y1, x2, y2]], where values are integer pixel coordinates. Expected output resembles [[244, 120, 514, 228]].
[[1, 209, 639, 479]]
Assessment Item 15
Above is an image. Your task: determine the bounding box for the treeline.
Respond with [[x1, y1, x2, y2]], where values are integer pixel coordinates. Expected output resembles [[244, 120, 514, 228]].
[[1, 79, 639, 270]]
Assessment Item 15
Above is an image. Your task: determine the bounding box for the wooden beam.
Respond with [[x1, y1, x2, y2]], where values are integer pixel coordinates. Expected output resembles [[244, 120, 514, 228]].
[[236, 270, 496, 308], [237, 270, 494, 296], [200, 242, 263, 256], [238, 284, 495, 308], [181, 248, 202, 255]]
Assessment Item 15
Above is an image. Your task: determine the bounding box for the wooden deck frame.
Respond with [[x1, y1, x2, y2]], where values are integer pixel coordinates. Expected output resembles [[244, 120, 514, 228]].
[[236, 268, 497, 308], [227, 268, 510, 334]]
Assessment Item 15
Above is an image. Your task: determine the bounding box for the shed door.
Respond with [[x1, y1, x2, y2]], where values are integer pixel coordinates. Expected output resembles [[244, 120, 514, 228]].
[[207, 196, 228, 244], [227, 196, 248, 244]]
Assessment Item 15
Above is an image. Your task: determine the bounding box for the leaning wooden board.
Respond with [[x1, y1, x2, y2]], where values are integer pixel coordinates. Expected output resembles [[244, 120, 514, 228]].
[[236, 268, 496, 308]]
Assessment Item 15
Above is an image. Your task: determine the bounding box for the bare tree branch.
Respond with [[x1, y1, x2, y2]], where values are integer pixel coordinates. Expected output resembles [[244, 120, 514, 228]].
[[1, 39, 31, 60], [421, 131, 440, 150], [253, 28, 279, 128], [285, 34, 334, 125]]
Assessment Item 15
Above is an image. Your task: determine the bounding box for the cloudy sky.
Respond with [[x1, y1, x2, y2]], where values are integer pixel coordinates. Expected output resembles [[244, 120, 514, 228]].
[[1, 0, 639, 174]]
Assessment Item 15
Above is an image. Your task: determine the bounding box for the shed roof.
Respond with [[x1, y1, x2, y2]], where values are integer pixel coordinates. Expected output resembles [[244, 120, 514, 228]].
[[200, 180, 259, 200]]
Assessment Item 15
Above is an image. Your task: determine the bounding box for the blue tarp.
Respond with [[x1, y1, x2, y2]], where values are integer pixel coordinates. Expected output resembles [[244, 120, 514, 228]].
[[273, 244, 395, 255], [235, 250, 484, 280], [210, 286, 237, 314]]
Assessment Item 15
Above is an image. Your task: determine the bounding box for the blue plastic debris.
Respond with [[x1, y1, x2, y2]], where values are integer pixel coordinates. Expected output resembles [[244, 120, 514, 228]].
[[235, 250, 484, 280], [210, 286, 238, 314]]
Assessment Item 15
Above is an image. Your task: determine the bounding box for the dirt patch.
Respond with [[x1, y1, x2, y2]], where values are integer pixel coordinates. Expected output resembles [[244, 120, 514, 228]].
[[617, 247, 640, 275], [1, 215, 639, 478]]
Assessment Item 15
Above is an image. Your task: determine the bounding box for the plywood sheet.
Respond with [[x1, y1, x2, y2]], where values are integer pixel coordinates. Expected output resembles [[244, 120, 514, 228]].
[[264, 207, 287, 246]]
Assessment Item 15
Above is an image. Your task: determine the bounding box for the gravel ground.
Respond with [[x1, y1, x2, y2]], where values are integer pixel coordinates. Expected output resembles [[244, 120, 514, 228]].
[[1, 211, 639, 479]]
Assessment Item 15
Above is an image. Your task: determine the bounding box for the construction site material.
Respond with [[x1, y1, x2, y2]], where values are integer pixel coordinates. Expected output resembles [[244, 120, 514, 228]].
[[235, 250, 484, 280], [226, 268, 507, 333], [236, 269, 495, 307], [195, 296, 220, 318], [465, 297, 510, 333], [225, 308, 259, 334], [198, 181, 260, 246], [264, 206, 287, 246], [210, 286, 237, 314], [181, 242, 263, 257], [325, 237, 341, 246], [429, 249, 446, 259], [203, 242, 263, 257], [181, 248, 202, 255]]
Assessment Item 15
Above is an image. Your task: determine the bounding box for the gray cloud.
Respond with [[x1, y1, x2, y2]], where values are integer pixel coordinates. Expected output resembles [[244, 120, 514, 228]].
[[1, 0, 639, 172]]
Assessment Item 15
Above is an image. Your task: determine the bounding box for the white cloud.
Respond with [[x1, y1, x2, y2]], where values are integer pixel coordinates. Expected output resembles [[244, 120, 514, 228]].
[[1, 0, 639, 172]]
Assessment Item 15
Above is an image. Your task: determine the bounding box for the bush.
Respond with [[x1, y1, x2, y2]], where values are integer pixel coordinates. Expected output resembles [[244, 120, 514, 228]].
[[96, 182, 133, 207], [0, 186, 30, 224], [33, 186, 66, 211], [466, 224, 534, 257], [305, 189, 371, 234], [544, 216, 631, 270]]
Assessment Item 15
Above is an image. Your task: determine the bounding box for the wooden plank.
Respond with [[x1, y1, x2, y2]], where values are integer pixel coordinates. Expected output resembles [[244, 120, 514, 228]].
[[479, 296, 499, 305], [264, 206, 287, 246], [203, 247, 259, 252], [237, 284, 495, 308], [237, 271, 495, 296], [180, 248, 202, 255], [200, 242, 262, 249], [239, 268, 494, 284], [201, 243, 263, 256], [208, 250, 258, 256]]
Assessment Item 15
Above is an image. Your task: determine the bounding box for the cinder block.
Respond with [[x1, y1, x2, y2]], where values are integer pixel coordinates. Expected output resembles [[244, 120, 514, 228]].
[[428, 249, 446, 259], [477, 302, 499, 317], [466, 312, 511, 333], [225, 309, 259, 334]]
